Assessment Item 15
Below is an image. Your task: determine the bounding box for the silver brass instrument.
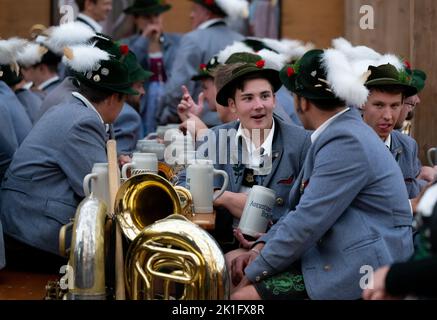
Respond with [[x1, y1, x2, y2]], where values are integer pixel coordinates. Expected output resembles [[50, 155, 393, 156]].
[[66, 195, 108, 300]]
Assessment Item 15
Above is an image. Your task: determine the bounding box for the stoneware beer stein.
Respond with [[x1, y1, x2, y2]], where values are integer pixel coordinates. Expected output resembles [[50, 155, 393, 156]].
[[186, 160, 229, 214], [427, 147, 437, 166], [83, 163, 111, 211], [238, 186, 276, 238], [122, 153, 158, 179]]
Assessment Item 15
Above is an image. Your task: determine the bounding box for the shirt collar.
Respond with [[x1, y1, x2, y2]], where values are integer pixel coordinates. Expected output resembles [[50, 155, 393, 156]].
[[384, 134, 392, 149], [77, 13, 103, 33], [38, 76, 60, 91], [72, 91, 105, 125], [311, 107, 350, 143], [235, 119, 276, 157], [197, 18, 225, 30]]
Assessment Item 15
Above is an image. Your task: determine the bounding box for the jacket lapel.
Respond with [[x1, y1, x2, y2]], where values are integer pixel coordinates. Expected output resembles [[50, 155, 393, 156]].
[[390, 133, 404, 162], [262, 125, 283, 187]]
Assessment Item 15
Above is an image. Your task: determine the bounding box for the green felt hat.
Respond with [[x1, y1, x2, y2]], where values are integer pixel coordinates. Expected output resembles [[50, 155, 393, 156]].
[[192, 55, 219, 81], [365, 63, 418, 97], [125, 51, 153, 82], [0, 64, 23, 87], [68, 41, 139, 95], [280, 49, 340, 101], [124, 0, 171, 16], [401, 60, 427, 93], [215, 52, 282, 107]]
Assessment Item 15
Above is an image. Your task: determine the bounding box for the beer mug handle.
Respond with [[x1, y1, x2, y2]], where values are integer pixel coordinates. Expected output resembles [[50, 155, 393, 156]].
[[427, 148, 436, 166], [213, 169, 229, 201], [122, 163, 134, 179], [83, 173, 98, 196]]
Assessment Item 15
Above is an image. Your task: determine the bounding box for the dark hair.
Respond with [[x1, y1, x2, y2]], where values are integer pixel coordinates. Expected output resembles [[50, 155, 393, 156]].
[[78, 81, 124, 103], [368, 85, 406, 100], [297, 95, 346, 111], [230, 72, 275, 101], [75, 0, 98, 12]]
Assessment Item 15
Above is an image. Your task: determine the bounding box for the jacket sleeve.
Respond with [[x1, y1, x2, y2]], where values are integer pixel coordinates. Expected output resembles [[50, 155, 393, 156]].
[[245, 134, 371, 282], [57, 117, 107, 197], [114, 105, 142, 155], [157, 34, 202, 124]]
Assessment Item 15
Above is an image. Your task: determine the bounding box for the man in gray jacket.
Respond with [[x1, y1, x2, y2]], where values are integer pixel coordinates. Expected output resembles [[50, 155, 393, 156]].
[[231, 49, 414, 300], [122, 0, 181, 135], [0, 41, 137, 272], [156, 0, 247, 127]]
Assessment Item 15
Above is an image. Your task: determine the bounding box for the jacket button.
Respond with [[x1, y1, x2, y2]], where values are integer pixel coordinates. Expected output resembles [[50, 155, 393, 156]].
[[255, 276, 261, 282], [276, 197, 284, 206], [324, 265, 331, 272], [262, 271, 268, 276]]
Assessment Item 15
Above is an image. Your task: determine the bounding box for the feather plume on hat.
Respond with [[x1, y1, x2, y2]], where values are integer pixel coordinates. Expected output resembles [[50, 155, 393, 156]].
[[217, 41, 254, 65], [43, 22, 96, 55], [216, 0, 249, 19], [263, 38, 315, 62], [257, 49, 288, 71], [0, 38, 28, 65], [63, 45, 110, 73], [332, 37, 405, 83], [321, 49, 370, 107], [16, 43, 48, 68], [332, 37, 381, 61]]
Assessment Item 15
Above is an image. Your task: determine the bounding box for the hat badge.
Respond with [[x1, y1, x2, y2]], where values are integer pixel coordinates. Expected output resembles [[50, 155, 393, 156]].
[[101, 68, 110, 76], [93, 74, 101, 82]]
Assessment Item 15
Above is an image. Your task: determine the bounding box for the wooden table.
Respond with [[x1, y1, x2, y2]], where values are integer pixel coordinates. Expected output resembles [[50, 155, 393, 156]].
[[0, 269, 58, 300]]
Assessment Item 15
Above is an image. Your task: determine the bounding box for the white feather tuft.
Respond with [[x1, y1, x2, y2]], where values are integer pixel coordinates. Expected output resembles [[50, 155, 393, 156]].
[[332, 37, 381, 61], [253, 38, 314, 62], [217, 41, 254, 64], [376, 54, 404, 70], [257, 49, 288, 71], [16, 43, 46, 67], [63, 45, 110, 72], [216, 0, 249, 19], [44, 22, 96, 54], [322, 49, 369, 107], [0, 38, 28, 65]]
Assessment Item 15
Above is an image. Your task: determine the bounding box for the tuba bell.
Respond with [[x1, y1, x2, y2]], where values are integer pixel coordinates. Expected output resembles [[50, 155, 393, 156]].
[[125, 214, 229, 300]]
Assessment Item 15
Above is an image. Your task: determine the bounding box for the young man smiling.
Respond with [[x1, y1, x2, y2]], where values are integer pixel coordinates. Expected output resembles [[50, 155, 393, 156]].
[[195, 52, 311, 254], [361, 63, 422, 200]]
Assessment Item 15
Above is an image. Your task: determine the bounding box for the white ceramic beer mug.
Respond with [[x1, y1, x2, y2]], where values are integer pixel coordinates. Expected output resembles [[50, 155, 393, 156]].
[[427, 147, 437, 166], [83, 163, 111, 211], [186, 160, 229, 214], [137, 140, 166, 161], [238, 186, 276, 239], [122, 153, 158, 179]]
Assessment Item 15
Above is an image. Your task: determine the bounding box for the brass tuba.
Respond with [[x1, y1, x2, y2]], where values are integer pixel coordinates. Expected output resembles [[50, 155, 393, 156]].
[[125, 214, 229, 300], [114, 173, 192, 241], [59, 172, 227, 300]]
